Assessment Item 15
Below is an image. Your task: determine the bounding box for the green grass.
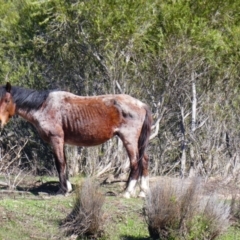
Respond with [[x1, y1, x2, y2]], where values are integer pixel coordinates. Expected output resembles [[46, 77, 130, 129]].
[[102, 197, 149, 240], [0, 195, 74, 240], [218, 227, 240, 240]]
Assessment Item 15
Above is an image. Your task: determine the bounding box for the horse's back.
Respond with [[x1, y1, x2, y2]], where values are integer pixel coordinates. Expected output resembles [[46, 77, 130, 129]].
[[48, 91, 146, 117]]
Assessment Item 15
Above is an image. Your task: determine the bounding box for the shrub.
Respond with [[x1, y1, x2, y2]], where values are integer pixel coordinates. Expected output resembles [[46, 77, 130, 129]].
[[61, 178, 105, 239], [144, 177, 230, 240]]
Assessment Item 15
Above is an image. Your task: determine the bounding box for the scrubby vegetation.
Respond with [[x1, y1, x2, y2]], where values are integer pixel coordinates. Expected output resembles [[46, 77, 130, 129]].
[[61, 178, 105, 239], [144, 177, 231, 239]]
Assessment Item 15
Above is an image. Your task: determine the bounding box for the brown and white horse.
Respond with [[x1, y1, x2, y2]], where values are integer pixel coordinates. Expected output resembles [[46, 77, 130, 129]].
[[0, 82, 152, 198]]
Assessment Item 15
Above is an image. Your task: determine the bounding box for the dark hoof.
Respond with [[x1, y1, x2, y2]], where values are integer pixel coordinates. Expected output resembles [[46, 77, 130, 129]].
[[56, 188, 67, 195]]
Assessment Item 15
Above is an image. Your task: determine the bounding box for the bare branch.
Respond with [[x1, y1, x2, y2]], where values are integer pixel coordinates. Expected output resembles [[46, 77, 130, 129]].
[[150, 107, 166, 140]]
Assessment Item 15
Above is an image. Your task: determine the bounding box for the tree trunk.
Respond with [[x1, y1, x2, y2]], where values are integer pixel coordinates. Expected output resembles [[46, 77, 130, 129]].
[[65, 145, 81, 177], [180, 106, 186, 178], [189, 72, 197, 177]]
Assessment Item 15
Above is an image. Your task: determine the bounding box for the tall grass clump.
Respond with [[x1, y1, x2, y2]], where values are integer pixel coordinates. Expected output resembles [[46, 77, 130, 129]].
[[144, 177, 230, 240], [61, 178, 105, 239], [230, 195, 240, 228]]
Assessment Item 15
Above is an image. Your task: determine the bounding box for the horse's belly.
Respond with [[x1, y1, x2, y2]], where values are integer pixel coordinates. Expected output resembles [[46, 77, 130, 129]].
[[64, 128, 115, 147], [62, 105, 121, 146]]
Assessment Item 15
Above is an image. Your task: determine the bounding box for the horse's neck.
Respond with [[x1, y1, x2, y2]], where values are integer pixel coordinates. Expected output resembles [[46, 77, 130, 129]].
[[15, 107, 36, 125], [12, 86, 51, 124]]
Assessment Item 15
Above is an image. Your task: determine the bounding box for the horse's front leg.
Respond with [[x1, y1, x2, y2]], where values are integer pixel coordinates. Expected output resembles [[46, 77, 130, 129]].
[[50, 136, 72, 194]]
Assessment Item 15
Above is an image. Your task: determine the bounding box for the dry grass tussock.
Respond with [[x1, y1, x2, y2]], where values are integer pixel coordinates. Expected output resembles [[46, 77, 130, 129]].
[[144, 177, 231, 240], [60, 178, 105, 239], [230, 195, 240, 228]]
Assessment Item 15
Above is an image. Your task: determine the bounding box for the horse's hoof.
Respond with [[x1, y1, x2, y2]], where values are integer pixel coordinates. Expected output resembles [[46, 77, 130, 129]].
[[138, 191, 146, 198], [56, 190, 65, 195], [56, 188, 68, 196], [123, 191, 131, 199]]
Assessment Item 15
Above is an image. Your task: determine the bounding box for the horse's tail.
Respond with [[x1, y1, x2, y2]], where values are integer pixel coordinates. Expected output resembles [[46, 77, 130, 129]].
[[138, 105, 152, 175]]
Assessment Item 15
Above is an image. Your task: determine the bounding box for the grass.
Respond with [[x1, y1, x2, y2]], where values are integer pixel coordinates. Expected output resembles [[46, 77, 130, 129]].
[[0, 175, 240, 240], [103, 197, 149, 239], [0, 196, 74, 240], [219, 227, 240, 240]]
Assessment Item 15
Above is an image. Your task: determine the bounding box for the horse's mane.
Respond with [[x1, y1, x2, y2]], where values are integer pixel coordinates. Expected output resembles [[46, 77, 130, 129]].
[[0, 85, 53, 111], [12, 86, 53, 111]]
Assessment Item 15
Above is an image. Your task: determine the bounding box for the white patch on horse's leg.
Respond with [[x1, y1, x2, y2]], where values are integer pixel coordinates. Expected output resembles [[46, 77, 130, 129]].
[[123, 179, 137, 198], [66, 180, 72, 193], [138, 176, 149, 198], [141, 176, 149, 191], [128, 179, 137, 194]]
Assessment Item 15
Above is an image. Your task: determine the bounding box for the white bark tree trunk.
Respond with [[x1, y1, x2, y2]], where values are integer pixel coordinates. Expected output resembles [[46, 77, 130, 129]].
[[191, 72, 197, 132], [189, 72, 197, 177]]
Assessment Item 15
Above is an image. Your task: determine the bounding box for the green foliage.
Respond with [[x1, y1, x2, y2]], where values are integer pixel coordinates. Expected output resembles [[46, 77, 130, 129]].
[[0, 0, 239, 89], [188, 214, 212, 239]]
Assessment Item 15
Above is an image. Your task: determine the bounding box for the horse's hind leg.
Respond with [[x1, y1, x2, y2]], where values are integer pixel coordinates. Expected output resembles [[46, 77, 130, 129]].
[[139, 153, 149, 198], [121, 133, 150, 198], [119, 139, 139, 198]]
